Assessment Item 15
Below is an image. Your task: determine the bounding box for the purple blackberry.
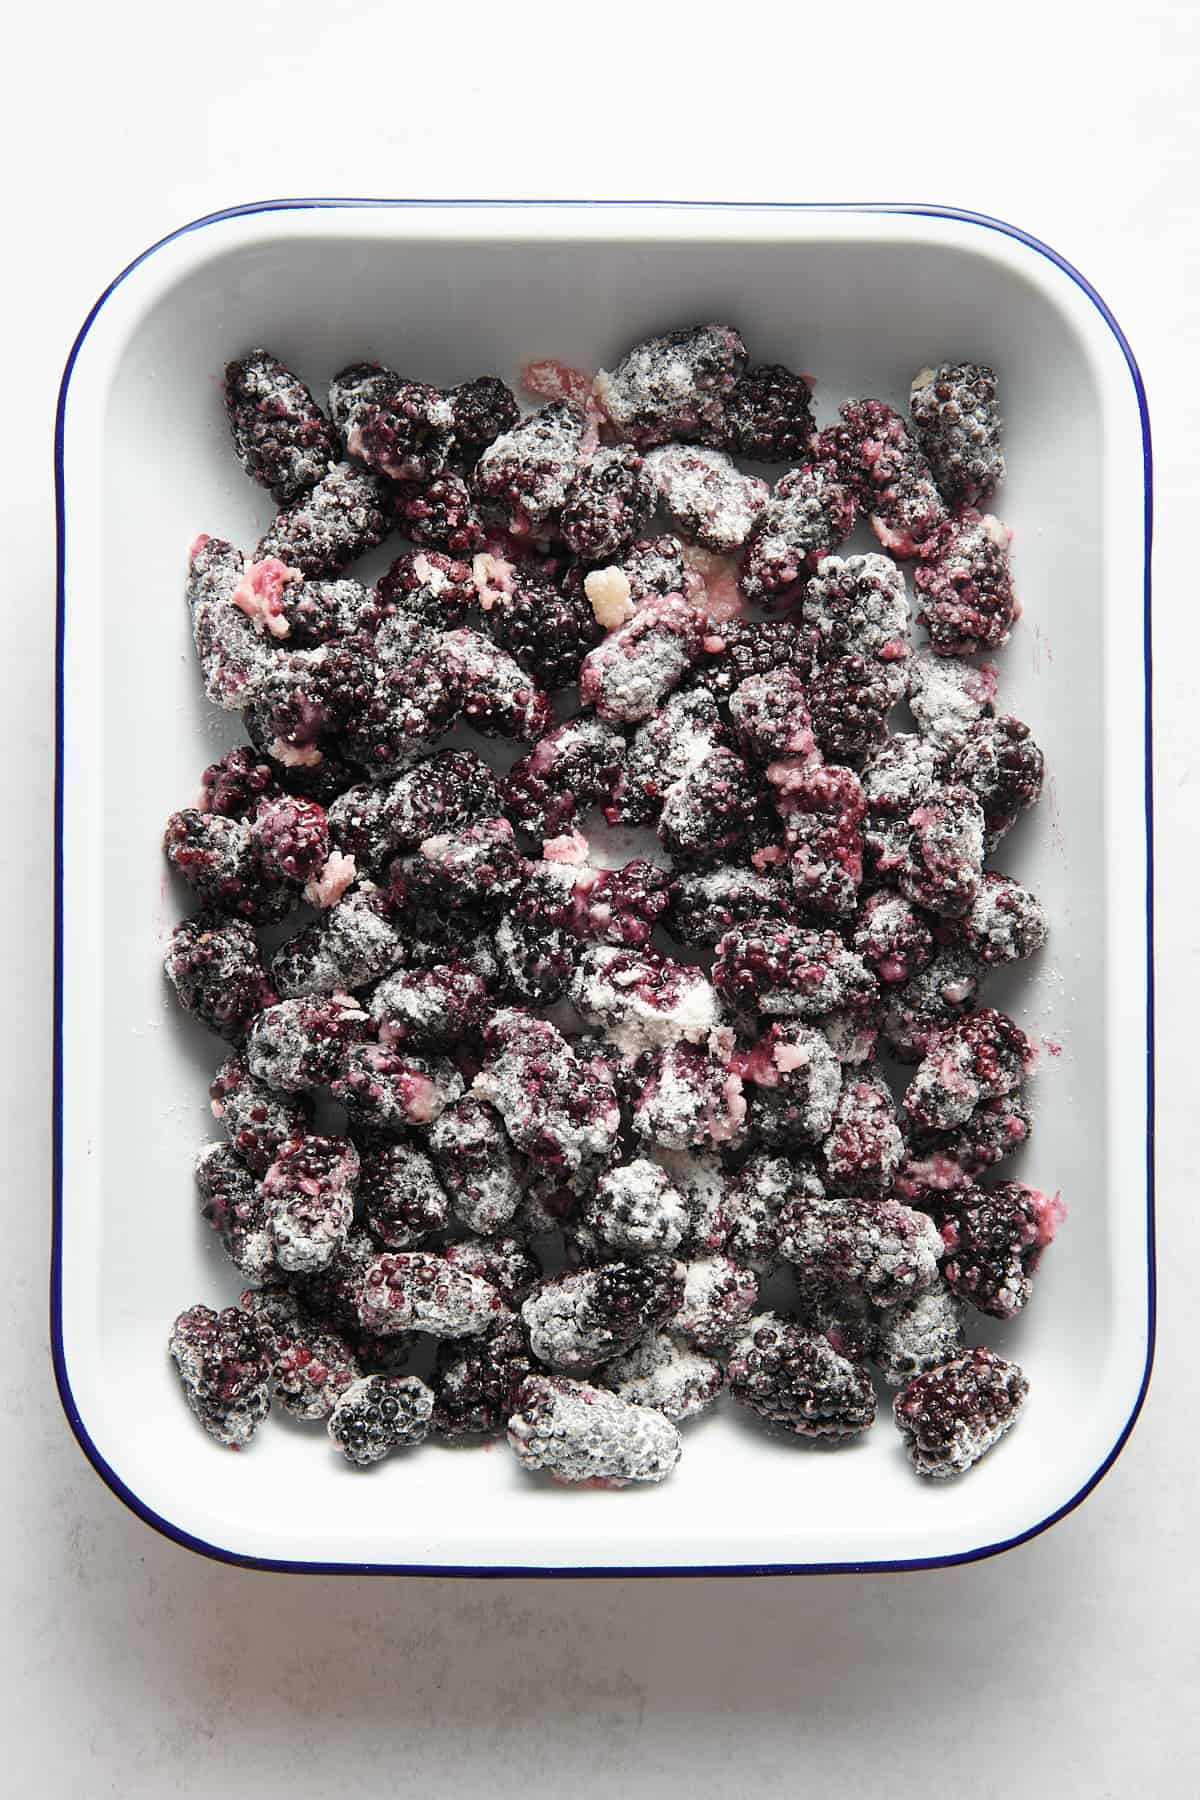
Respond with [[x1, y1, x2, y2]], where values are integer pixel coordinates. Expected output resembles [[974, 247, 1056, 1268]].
[[940, 871, 1048, 965], [521, 1256, 684, 1372], [863, 731, 951, 817], [904, 1008, 1033, 1132], [472, 402, 587, 536], [599, 1332, 723, 1422], [244, 639, 374, 770], [503, 715, 625, 838], [391, 473, 486, 556], [272, 576, 384, 646], [665, 865, 798, 949], [255, 461, 392, 578], [686, 616, 811, 703], [494, 899, 579, 1004], [559, 446, 657, 560], [392, 902, 502, 992], [168, 1303, 273, 1448], [722, 362, 816, 462], [572, 859, 672, 948], [672, 1255, 759, 1350], [376, 549, 476, 630], [611, 534, 702, 605], [631, 1042, 748, 1152], [778, 1190, 943, 1307], [358, 1137, 450, 1248], [164, 809, 290, 925], [332, 1044, 464, 1131], [224, 349, 338, 503], [432, 1313, 533, 1438], [895, 1094, 1032, 1206], [186, 536, 272, 712], [479, 566, 602, 691], [914, 510, 1016, 656], [507, 1374, 682, 1486], [209, 1055, 310, 1174], [803, 551, 911, 672], [245, 1295, 360, 1421], [937, 1181, 1065, 1319], [288, 1228, 375, 1332], [329, 362, 455, 482], [199, 745, 280, 819], [583, 1160, 692, 1256], [906, 650, 998, 745], [727, 1312, 875, 1440], [777, 764, 866, 918], [608, 688, 725, 826], [164, 913, 276, 1043], [878, 950, 983, 1062], [327, 749, 501, 873], [439, 627, 554, 742], [570, 943, 721, 1059], [245, 992, 370, 1092], [897, 784, 986, 918], [473, 1010, 621, 1172], [441, 1234, 541, 1308], [821, 1068, 904, 1194], [580, 593, 707, 723], [723, 1151, 819, 1271], [910, 363, 1005, 510], [807, 654, 898, 765], [644, 445, 769, 552], [392, 817, 527, 914], [713, 922, 877, 1023], [369, 962, 489, 1051], [817, 399, 951, 560], [262, 1134, 359, 1274], [425, 1095, 525, 1233], [727, 666, 816, 763], [734, 1022, 843, 1150], [854, 891, 935, 987], [340, 628, 464, 775], [874, 1284, 967, 1387], [449, 375, 520, 468], [194, 1141, 274, 1283], [250, 794, 329, 892], [894, 1347, 1028, 1477], [357, 1250, 505, 1337], [328, 1373, 434, 1466], [950, 714, 1045, 848], [271, 880, 401, 997], [594, 323, 747, 448], [738, 462, 859, 611], [659, 745, 759, 865]]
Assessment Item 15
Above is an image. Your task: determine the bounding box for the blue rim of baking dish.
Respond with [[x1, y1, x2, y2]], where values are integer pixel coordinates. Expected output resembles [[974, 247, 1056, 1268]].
[[52, 199, 1155, 1577]]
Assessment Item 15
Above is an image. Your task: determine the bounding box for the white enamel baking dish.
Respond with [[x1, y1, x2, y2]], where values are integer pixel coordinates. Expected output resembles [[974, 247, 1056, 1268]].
[[52, 201, 1154, 1574]]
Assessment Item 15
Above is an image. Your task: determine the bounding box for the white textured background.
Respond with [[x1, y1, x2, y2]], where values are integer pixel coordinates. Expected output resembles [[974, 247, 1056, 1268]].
[[4, 5, 1197, 1792]]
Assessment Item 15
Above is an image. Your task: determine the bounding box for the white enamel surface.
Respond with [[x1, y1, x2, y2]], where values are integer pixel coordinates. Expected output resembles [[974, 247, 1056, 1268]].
[[56, 204, 1151, 1571]]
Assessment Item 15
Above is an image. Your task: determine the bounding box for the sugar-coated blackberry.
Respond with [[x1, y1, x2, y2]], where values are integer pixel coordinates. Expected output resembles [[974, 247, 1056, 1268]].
[[817, 400, 951, 560], [910, 363, 1005, 510], [914, 511, 1016, 656], [862, 732, 950, 817], [169, 1303, 273, 1449], [243, 638, 374, 769], [734, 1022, 843, 1150], [186, 536, 273, 712], [163, 809, 290, 925], [504, 715, 625, 838], [559, 446, 657, 560], [807, 654, 898, 765], [479, 564, 602, 690], [821, 1067, 904, 1194], [391, 901, 503, 991], [940, 871, 1048, 965], [937, 1180, 1064, 1319], [595, 323, 746, 448], [608, 688, 725, 826], [251, 793, 330, 890], [631, 1042, 748, 1152], [878, 949, 983, 1062], [854, 891, 935, 986], [329, 362, 456, 483], [572, 859, 673, 948], [897, 784, 986, 918], [285, 1228, 375, 1332], [579, 593, 708, 723], [727, 1312, 876, 1440], [244, 1294, 360, 1421], [194, 1141, 274, 1283], [424, 1095, 525, 1233], [614, 534, 703, 606], [599, 1331, 723, 1422], [686, 616, 811, 703], [904, 1008, 1033, 1133], [333, 1044, 464, 1131], [778, 1190, 943, 1307], [722, 362, 816, 462], [439, 627, 554, 742], [906, 650, 998, 745], [659, 744, 759, 865], [262, 1134, 359, 1274], [874, 1284, 967, 1387], [644, 445, 769, 552], [391, 473, 486, 556], [369, 962, 489, 1051], [224, 350, 338, 503], [671, 1255, 759, 1352], [583, 1160, 693, 1256], [803, 552, 911, 670], [494, 903, 579, 1004], [507, 1373, 683, 1486], [393, 817, 527, 914], [522, 1256, 684, 1372], [442, 1233, 541, 1308], [950, 714, 1045, 848], [723, 1151, 819, 1271], [472, 402, 588, 536], [449, 375, 521, 468], [164, 913, 276, 1043], [271, 576, 384, 646], [778, 763, 866, 918], [327, 1373, 434, 1466], [894, 1346, 1028, 1477], [727, 666, 817, 764], [664, 865, 798, 949], [376, 548, 476, 630], [209, 1055, 311, 1174], [895, 1093, 1032, 1206], [357, 1250, 505, 1337], [245, 992, 370, 1092], [199, 745, 280, 819], [358, 1137, 451, 1248], [432, 1313, 533, 1438], [738, 462, 859, 610], [474, 1009, 621, 1172], [256, 462, 392, 579], [713, 922, 877, 1023], [271, 880, 401, 997], [327, 749, 501, 873], [339, 627, 464, 774]]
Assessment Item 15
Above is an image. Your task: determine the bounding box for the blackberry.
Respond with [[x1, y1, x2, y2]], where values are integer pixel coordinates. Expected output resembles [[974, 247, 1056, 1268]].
[[288, 1227, 375, 1332], [608, 688, 725, 826], [199, 745, 280, 818], [778, 763, 866, 919], [817, 399, 950, 560], [327, 1373, 434, 1466], [249, 1299, 360, 1421], [894, 1347, 1028, 1477], [914, 510, 1016, 656], [906, 650, 998, 745], [631, 1042, 748, 1152], [568, 941, 722, 1061], [358, 1137, 451, 1248], [255, 461, 392, 578], [777, 1190, 943, 1307], [245, 992, 370, 1092], [424, 1095, 524, 1233], [393, 902, 502, 991], [580, 594, 708, 723], [572, 859, 672, 947], [392, 817, 527, 913], [449, 374, 520, 468], [878, 950, 983, 1062], [164, 913, 276, 1043], [376, 549, 476, 630], [671, 1255, 759, 1350], [644, 445, 768, 552], [895, 1094, 1032, 1206], [507, 1374, 682, 1486], [904, 1008, 1033, 1132], [713, 922, 876, 1023], [186, 536, 272, 712], [734, 1021, 843, 1150], [271, 880, 401, 997], [168, 1303, 273, 1449], [862, 732, 950, 816], [209, 1055, 311, 1174], [340, 632, 464, 774], [937, 1181, 1065, 1319], [854, 891, 935, 986], [194, 1141, 274, 1283], [659, 745, 759, 865], [560, 446, 657, 560], [821, 1068, 904, 1194], [594, 323, 747, 448], [727, 667, 816, 763], [432, 1313, 533, 1438], [224, 349, 338, 502], [599, 1332, 723, 1422], [391, 473, 486, 556], [164, 809, 292, 925], [897, 784, 986, 917], [357, 1250, 505, 1337], [244, 638, 375, 768], [369, 962, 489, 1050], [940, 871, 1048, 965], [874, 1284, 967, 1387], [439, 627, 554, 742], [473, 1010, 621, 1172], [494, 904, 579, 1003], [685, 616, 811, 704], [738, 462, 859, 611], [909, 363, 1005, 510], [471, 401, 587, 536], [273, 576, 384, 646], [441, 1233, 541, 1307], [327, 749, 502, 872], [722, 362, 816, 462], [503, 716, 625, 839], [727, 1312, 875, 1440], [262, 1134, 359, 1274], [521, 1255, 684, 1372], [807, 654, 898, 765], [611, 534, 701, 605], [803, 551, 911, 670], [583, 1160, 693, 1256], [479, 566, 602, 690], [950, 714, 1045, 848], [723, 1151, 820, 1271], [329, 362, 456, 482], [665, 865, 798, 949], [332, 1044, 464, 1131], [251, 794, 329, 890]]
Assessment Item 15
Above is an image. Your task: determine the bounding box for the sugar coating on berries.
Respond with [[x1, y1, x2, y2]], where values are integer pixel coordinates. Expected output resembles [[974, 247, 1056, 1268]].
[[327, 750, 501, 873], [895, 1093, 1032, 1205], [595, 324, 747, 449], [522, 1256, 684, 1371], [937, 1180, 1065, 1319], [442, 1234, 542, 1308], [807, 654, 898, 766], [914, 511, 1016, 656], [945, 871, 1048, 965], [560, 446, 657, 560], [734, 1022, 843, 1149], [439, 628, 553, 743], [256, 461, 392, 579], [904, 1008, 1033, 1132], [165, 913, 276, 1043], [665, 865, 797, 949], [713, 923, 876, 1023], [358, 1138, 450, 1248], [432, 1316, 533, 1438], [632, 1041, 748, 1152], [907, 650, 997, 745], [504, 716, 625, 838], [474, 1010, 621, 1171], [507, 1374, 682, 1486], [209, 1056, 310, 1174], [722, 362, 816, 463], [739, 462, 859, 610], [723, 1151, 819, 1271], [391, 473, 486, 557], [659, 746, 760, 865], [579, 593, 707, 724], [878, 949, 982, 1063], [728, 667, 817, 766], [482, 565, 603, 691], [584, 1160, 693, 1255], [164, 810, 289, 926], [224, 350, 338, 504], [358, 1250, 504, 1338], [369, 962, 489, 1051], [615, 534, 705, 607], [778, 764, 867, 919], [327, 1373, 434, 1466], [950, 714, 1045, 848], [272, 881, 401, 997], [862, 733, 951, 817], [333, 1043, 463, 1130], [672, 1255, 759, 1351], [377, 549, 476, 630], [169, 1303, 273, 1448], [803, 553, 911, 672], [819, 400, 950, 560], [821, 1068, 904, 1194], [330, 362, 456, 483], [262, 1134, 358, 1274], [778, 1190, 943, 1307], [570, 944, 722, 1060], [425, 1095, 525, 1234], [194, 1141, 274, 1283], [910, 364, 1006, 511], [855, 892, 935, 987], [898, 785, 987, 918], [894, 1347, 1027, 1478], [687, 616, 811, 703], [186, 538, 275, 712], [599, 1332, 723, 1422], [727, 1312, 876, 1440], [645, 444, 769, 552], [472, 402, 587, 536], [245, 992, 369, 1091], [394, 817, 527, 914], [874, 1284, 967, 1387], [266, 1316, 359, 1421]]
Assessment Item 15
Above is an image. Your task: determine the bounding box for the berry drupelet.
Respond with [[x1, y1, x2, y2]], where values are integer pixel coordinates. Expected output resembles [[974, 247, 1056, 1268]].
[[329, 362, 456, 483]]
